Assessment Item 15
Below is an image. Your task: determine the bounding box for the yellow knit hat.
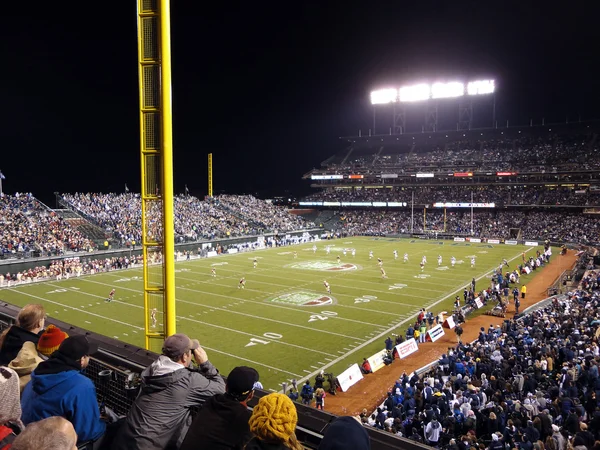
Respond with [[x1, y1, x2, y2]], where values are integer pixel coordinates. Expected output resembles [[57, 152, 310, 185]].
[[249, 393, 298, 443]]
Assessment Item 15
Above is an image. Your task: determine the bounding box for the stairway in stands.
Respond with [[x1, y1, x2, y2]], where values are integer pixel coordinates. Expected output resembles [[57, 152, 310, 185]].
[[51, 209, 110, 244]]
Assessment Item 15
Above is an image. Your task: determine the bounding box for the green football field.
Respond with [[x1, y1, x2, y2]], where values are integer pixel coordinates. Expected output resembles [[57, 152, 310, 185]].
[[1, 237, 544, 391]]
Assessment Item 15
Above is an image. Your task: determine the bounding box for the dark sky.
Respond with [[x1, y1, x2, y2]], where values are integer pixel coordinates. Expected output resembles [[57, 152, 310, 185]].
[[1, 1, 598, 204]]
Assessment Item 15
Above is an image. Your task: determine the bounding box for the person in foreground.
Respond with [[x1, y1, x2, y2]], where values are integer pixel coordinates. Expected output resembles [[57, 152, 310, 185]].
[[180, 365, 259, 450], [11, 416, 78, 450], [112, 333, 226, 450], [318, 416, 371, 450], [0, 304, 46, 366], [20, 335, 106, 445], [245, 393, 303, 450]]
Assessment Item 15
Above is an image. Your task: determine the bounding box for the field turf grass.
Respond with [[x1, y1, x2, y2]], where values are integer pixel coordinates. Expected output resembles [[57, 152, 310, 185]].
[[1, 237, 544, 391]]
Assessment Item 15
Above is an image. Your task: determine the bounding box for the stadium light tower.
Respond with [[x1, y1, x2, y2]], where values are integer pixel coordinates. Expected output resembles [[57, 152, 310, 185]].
[[370, 79, 495, 134], [136, 0, 177, 352]]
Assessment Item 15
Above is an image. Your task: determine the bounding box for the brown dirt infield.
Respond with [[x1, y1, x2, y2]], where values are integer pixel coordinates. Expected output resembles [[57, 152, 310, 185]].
[[322, 249, 578, 416]]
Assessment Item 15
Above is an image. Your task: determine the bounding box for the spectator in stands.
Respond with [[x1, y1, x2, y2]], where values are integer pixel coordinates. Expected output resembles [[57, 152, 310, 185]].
[[318, 416, 370, 450], [179, 365, 259, 450], [8, 342, 43, 394], [36, 325, 69, 357], [20, 335, 106, 445], [0, 304, 46, 366], [11, 416, 78, 450], [0, 366, 24, 447], [246, 393, 303, 450], [113, 333, 226, 450]]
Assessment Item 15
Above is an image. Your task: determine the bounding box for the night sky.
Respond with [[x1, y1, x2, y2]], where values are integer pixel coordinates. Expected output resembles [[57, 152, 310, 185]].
[[1, 2, 598, 205]]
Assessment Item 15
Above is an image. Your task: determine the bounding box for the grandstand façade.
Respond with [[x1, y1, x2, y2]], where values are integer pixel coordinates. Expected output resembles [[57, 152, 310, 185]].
[[299, 121, 600, 244]]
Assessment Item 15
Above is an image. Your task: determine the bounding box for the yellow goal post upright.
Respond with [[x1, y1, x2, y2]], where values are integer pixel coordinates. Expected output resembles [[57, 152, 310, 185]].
[[208, 153, 213, 197], [136, 0, 177, 352]]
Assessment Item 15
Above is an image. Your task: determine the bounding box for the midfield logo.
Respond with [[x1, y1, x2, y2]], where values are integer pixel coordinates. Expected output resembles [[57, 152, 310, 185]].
[[288, 261, 360, 271], [269, 291, 336, 307]]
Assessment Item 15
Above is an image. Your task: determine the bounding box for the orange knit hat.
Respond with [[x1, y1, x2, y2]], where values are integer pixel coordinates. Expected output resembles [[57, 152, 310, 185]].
[[37, 325, 69, 356]]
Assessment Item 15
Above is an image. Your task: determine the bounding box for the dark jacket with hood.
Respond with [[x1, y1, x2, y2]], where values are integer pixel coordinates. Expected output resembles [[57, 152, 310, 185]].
[[318, 416, 371, 450], [112, 355, 226, 450], [179, 392, 252, 450], [20, 352, 106, 443], [0, 326, 42, 366]]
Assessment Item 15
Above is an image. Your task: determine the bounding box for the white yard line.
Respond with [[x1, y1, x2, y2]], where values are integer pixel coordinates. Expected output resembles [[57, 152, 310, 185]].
[[64, 278, 365, 343], [289, 247, 534, 389], [7, 289, 144, 330], [101, 272, 393, 326]]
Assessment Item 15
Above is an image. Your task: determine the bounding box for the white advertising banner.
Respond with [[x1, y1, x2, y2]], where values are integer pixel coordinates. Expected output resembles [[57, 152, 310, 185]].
[[366, 350, 387, 373], [206, 251, 218, 258], [470, 238, 481, 243], [337, 364, 363, 392], [525, 241, 539, 246], [394, 338, 419, 359], [505, 240, 518, 245], [443, 316, 456, 329], [474, 297, 484, 308], [426, 324, 445, 342], [227, 248, 238, 254], [454, 237, 465, 242], [488, 239, 500, 244]]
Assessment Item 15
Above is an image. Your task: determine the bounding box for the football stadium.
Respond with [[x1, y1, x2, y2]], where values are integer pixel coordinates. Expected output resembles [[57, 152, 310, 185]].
[[2, 3, 600, 450]]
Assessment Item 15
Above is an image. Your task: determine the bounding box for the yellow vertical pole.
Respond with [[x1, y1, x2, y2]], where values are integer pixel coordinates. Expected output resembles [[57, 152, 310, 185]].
[[160, 0, 176, 338], [137, 0, 176, 350], [208, 153, 213, 197]]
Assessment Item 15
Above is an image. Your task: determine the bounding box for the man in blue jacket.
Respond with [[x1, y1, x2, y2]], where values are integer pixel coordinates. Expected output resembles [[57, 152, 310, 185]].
[[21, 335, 106, 445]]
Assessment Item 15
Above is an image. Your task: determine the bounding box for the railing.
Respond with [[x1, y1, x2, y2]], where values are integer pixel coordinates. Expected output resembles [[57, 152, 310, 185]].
[[0, 300, 421, 450]]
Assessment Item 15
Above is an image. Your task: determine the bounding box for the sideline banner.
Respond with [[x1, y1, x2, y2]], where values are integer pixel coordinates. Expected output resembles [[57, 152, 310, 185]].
[[337, 363, 363, 392], [206, 251, 218, 258], [227, 248, 238, 254], [426, 324, 445, 342], [454, 237, 465, 242], [443, 316, 456, 329], [488, 239, 500, 244], [505, 240, 518, 245], [394, 338, 419, 359], [474, 297, 484, 308], [469, 238, 481, 243], [366, 349, 387, 373], [525, 241, 539, 246]]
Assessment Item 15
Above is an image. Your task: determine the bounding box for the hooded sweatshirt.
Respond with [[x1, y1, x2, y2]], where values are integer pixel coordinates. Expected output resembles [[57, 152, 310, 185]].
[[425, 419, 442, 443], [20, 352, 106, 443], [179, 392, 252, 450], [319, 416, 371, 450], [112, 355, 226, 450], [8, 341, 43, 393], [0, 326, 42, 366]]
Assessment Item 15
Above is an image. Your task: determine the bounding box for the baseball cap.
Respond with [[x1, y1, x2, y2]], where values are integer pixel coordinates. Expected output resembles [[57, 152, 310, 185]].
[[226, 366, 259, 396], [162, 333, 199, 359], [57, 335, 99, 360]]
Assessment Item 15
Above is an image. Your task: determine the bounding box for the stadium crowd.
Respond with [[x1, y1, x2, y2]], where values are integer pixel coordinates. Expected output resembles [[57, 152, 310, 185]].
[[305, 186, 599, 207], [0, 304, 369, 450], [326, 133, 599, 173], [0, 255, 151, 287], [0, 194, 95, 258], [60, 193, 311, 246], [354, 284, 600, 450], [215, 195, 310, 232], [334, 210, 600, 243]]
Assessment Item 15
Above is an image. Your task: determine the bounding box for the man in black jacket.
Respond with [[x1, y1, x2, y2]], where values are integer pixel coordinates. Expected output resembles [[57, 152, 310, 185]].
[[180, 366, 259, 450]]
